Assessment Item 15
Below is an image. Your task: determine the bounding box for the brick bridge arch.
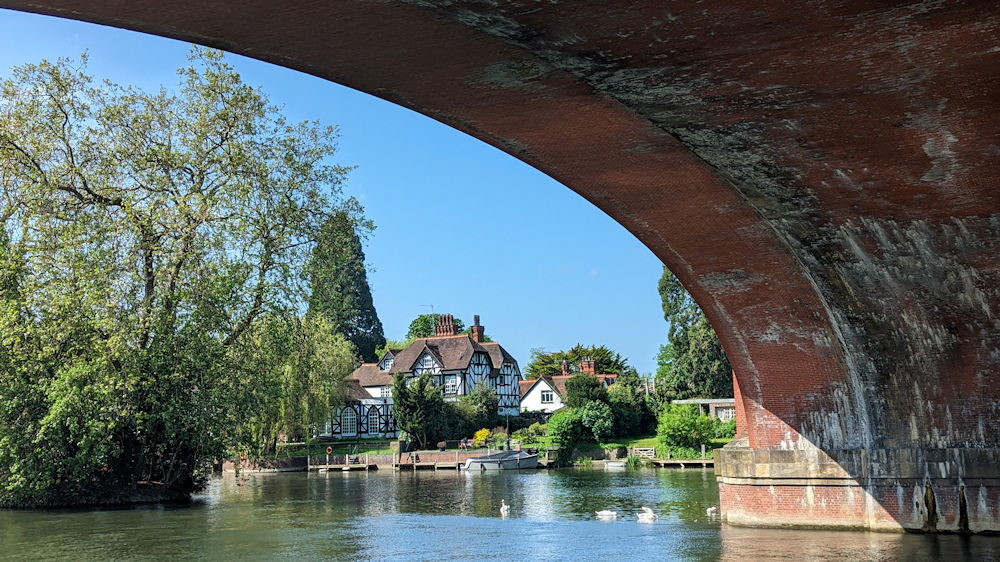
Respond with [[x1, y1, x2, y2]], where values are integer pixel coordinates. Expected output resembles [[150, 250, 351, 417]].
[[4, 1, 997, 533]]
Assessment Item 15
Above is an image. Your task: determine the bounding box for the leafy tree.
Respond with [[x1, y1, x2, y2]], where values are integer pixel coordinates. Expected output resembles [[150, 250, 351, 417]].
[[524, 344, 629, 379], [458, 383, 499, 432], [308, 208, 385, 362], [580, 401, 614, 442], [0, 48, 358, 507], [391, 372, 446, 450], [607, 383, 645, 437], [655, 267, 732, 401], [565, 372, 607, 408], [406, 313, 465, 339]]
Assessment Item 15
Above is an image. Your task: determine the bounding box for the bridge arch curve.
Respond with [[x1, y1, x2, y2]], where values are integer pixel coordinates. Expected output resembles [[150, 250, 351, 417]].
[[3, 1, 997, 533]]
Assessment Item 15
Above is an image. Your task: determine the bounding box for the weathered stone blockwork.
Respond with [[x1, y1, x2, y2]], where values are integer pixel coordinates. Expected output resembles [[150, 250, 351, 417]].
[[718, 445, 1000, 532]]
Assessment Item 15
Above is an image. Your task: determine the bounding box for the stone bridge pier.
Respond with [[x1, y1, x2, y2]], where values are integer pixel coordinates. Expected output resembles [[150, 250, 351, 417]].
[[3, 0, 997, 533]]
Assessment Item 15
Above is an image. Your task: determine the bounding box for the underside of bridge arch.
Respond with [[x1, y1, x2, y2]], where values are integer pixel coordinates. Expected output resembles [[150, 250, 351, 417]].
[[3, 0, 998, 533]]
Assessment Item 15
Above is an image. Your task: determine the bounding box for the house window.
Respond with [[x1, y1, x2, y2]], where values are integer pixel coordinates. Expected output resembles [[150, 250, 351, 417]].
[[541, 390, 554, 404], [716, 406, 735, 422], [444, 375, 458, 395], [380, 386, 392, 398], [367, 407, 380, 435], [342, 408, 357, 435]]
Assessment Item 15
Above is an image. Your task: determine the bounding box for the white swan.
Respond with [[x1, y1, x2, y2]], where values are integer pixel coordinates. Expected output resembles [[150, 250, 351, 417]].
[[595, 509, 618, 519], [637, 506, 658, 523], [706, 506, 718, 516], [500, 499, 510, 518]]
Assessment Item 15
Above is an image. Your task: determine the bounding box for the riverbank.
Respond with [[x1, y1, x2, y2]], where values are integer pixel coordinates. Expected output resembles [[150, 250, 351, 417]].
[[222, 445, 714, 473]]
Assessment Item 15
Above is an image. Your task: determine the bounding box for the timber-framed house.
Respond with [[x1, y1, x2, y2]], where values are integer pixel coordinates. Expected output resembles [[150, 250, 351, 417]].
[[318, 314, 521, 440]]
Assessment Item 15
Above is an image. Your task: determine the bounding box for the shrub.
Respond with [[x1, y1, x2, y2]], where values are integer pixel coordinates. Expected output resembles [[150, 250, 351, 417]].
[[714, 417, 737, 439], [657, 404, 715, 449], [473, 428, 491, 446], [547, 408, 585, 465], [530, 422, 547, 437], [580, 401, 614, 442]]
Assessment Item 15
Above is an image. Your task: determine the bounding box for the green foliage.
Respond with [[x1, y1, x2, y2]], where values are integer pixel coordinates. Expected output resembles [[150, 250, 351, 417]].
[[0, 48, 359, 506], [656, 404, 716, 450], [547, 408, 585, 465], [625, 455, 645, 469], [308, 209, 385, 362], [524, 344, 629, 379], [714, 417, 737, 439], [579, 401, 614, 442], [512, 421, 547, 444], [565, 373, 607, 408], [374, 339, 411, 359], [655, 267, 733, 402], [607, 383, 649, 437], [406, 313, 465, 339], [458, 383, 499, 431], [391, 373, 446, 450]]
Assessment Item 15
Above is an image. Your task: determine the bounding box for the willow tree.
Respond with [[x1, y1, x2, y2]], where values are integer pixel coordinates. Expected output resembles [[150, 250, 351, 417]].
[[0, 48, 359, 507]]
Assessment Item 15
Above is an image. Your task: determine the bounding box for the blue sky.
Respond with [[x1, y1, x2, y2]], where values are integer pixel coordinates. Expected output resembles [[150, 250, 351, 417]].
[[0, 9, 667, 375]]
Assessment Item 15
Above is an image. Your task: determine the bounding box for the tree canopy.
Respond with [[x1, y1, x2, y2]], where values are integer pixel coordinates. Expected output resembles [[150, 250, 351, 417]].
[[524, 344, 629, 379], [654, 267, 733, 401], [406, 313, 465, 339], [0, 48, 361, 507], [308, 208, 385, 362]]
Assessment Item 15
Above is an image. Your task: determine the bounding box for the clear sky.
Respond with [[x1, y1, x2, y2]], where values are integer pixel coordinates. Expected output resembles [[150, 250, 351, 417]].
[[0, 8, 668, 375]]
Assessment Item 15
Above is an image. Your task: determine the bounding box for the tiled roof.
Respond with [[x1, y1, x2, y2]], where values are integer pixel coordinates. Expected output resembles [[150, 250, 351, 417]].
[[345, 380, 370, 401], [349, 363, 393, 387], [546, 373, 617, 398], [480, 341, 517, 368], [388, 334, 516, 374], [518, 379, 537, 399]]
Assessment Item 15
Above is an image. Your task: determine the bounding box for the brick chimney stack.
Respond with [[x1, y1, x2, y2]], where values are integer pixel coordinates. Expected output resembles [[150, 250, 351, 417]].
[[434, 313, 457, 336], [579, 356, 596, 375], [560, 360, 570, 376], [470, 314, 485, 343]]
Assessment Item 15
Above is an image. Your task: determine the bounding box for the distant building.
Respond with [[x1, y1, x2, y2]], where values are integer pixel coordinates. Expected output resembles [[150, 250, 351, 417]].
[[671, 398, 736, 421], [318, 315, 522, 440], [518, 357, 617, 413]]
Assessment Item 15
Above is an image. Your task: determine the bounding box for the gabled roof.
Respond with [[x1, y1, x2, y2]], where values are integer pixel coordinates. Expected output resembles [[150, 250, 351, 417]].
[[389, 334, 490, 374], [518, 376, 555, 399], [480, 341, 518, 368], [349, 363, 393, 388]]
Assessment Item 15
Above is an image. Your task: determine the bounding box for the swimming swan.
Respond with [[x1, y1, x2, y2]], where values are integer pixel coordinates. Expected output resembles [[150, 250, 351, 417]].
[[595, 509, 618, 519], [637, 506, 658, 522], [500, 499, 510, 518]]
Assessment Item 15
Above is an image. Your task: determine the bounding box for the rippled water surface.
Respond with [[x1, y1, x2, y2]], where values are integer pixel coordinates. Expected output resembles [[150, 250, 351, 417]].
[[1, 468, 997, 560]]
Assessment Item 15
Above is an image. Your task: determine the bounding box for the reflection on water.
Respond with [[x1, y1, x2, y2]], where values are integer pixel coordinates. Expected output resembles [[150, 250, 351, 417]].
[[0, 468, 997, 561]]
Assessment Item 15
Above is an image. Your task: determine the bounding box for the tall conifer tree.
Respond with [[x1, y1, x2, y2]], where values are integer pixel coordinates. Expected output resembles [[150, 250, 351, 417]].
[[308, 208, 385, 362]]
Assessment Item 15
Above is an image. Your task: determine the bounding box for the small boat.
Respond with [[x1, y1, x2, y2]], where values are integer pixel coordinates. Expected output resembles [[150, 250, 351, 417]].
[[604, 460, 626, 469], [462, 449, 538, 471]]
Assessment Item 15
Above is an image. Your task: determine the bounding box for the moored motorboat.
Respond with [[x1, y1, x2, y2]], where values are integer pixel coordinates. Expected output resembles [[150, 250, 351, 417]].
[[462, 449, 538, 471]]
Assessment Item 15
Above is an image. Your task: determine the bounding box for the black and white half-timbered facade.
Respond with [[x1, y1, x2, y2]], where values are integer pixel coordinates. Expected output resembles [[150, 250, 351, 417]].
[[318, 365, 398, 439], [387, 314, 521, 416], [319, 315, 522, 440]]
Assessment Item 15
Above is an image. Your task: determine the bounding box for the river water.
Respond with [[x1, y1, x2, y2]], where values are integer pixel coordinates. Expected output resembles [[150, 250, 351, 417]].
[[1, 468, 996, 561]]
